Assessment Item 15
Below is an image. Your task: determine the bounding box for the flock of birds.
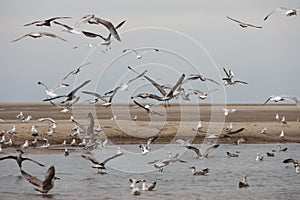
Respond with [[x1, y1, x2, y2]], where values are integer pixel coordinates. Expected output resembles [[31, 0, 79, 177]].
[[1, 5, 300, 196]]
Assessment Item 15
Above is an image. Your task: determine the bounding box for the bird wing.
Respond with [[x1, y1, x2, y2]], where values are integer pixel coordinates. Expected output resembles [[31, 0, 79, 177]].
[[167, 74, 185, 98], [36, 118, 56, 123], [0, 155, 17, 161], [235, 80, 248, 84], [115, 20, 126, 29], [147, 135, 158, 146], [223, 67, 230, 78], [81, 155, 100, 165], [51, 83, 69, 91], [133, 100, 149, 112], [186, 145, 201, 156], [66, 80, 91, 97], [101, 153, 123, 165], [82, 31, 106, 40], [263, 8, 286, 21], [245, 23, 263, 29], [263, 96, 272, 105], [53, 21, 73, 30], [11, 34, 30, 42], [226, 16, 244, 24], [43, 95, 66, 102], [94, 17, 121, 41], [23, 20, 43, 26], [227, 128, 245, 135], [78, 62, 92, 70], [63, 71, 74, 80], [21, 169, 43, 187], [41, 32, 67, 41], [127, 70, 147, 84], [82, 91, 107, 102], [42, 166, 55, 185], [203, 144, 220, 157], [205, 77, 220, 85]]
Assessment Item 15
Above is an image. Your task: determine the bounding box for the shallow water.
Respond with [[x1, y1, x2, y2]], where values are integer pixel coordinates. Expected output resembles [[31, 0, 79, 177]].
[[0, 143, 299, 200]]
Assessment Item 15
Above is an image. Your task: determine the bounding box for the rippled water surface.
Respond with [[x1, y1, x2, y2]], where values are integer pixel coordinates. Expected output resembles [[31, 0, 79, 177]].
[[0, 143, 299, 200]]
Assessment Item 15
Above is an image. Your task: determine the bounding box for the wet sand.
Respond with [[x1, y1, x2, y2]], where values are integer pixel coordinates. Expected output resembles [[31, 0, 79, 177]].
[[0, 103, 299, 152]]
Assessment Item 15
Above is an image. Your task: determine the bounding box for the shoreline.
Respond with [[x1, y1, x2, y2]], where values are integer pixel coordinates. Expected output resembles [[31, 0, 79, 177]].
[[0, 103, 299, 149]]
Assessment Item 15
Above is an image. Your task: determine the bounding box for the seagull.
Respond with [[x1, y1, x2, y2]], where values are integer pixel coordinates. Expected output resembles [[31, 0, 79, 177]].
[[222, 67, 248, 86], [43, 80, 91, 104], [139, 135, 158, 155], [224, 123, 233, 132], [0, 149, 44, 168], [128, 66, 185, 107], [279, 130, 285, 138], [222, 108, 237, 116], [22, 115, 32, 123], [63, 62, 91, 80], [133, 100, 163, 116], [261, 127, 267, 134], [82, 91, 114, 107], [72, 43, 106, 53], [38, 81, 69, 98], [256, 153, 264, 161], [64, 148, 69, 156], [31, 125, 39, 137], [21, 166, 59, 195], [184, 74, 220, 85], [4, 138, 13, 146], [148, 153, 186, 172], [31, 138, 38, 147], [226, 151, 239, 157], [278, 145, 288, 152], [192, 121, 203, 132], [41, 138, 50, 148], [53, 21, 81, 34], [81, 152, 123, 173], [7, 125, 17, 134], [226, 16, 263, 28], [36, 117, 56, 124], [238, 175, 249, 188], [185, 144, 220, 157], [12, 32, 67, 42], [188, 89, 218, 100], [123, 48, 159, 59], [189, 167, 209, 175], [24, 16, 71, 27], [70, 139, 77, 146], [141, 179, 157, 191], [87, 17, 125, 41], [266, 152, 275, 157], [21, 140, 29, 149], [16, 112, 25, 120], [131, 186, 141, 196], [264, 96, 300, 107], [129, 178, 141, 188], [283, 158, 299, 167], [264, 7, 300, 21]]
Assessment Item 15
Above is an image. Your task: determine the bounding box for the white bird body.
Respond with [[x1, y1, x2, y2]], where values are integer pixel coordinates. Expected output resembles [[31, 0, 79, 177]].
[[261, 127, 267, 134], [31, 125, 38, 137], [256, 153, 263, 161], [8, 125, 16, 134], [22, 115, 32, 123], [279, 130, 285, 138], [21, 140, 29, 149]]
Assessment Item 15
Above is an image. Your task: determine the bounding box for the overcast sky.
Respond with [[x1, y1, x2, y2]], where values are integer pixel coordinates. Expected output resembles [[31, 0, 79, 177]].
[[1, 0, 299, 104]]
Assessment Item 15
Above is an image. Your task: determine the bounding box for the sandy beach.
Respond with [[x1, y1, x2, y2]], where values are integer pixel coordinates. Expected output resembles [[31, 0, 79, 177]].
[[0, 102, 299, 151]]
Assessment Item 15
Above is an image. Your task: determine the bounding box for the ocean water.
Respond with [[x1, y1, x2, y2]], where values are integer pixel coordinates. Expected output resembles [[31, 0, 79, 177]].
[[0, 143, 299, 200]]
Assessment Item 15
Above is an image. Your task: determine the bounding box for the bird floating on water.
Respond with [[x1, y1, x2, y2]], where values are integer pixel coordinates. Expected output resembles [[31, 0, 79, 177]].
[[238, 175, 249, 188], [189, 166, 209, 175]]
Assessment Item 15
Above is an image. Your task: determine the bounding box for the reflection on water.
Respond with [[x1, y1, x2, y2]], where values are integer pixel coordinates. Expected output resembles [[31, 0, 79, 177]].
[[0, 143, 299, 200]]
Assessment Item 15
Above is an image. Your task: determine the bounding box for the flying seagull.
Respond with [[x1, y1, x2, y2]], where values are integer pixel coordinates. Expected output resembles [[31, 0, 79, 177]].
[[53, 21, 81, 34], [63, 62, 91, 80], [227, 16, 263, 29], [186, 144, 220, 157], [49, 96, 80, 113], [81, 152, 123, 173], [222, 67, 248, 86], [139, 135, 158, 155], [123, 48, 159, 59], [0, 149, 44, 169], [24, 16, 71, 27], [38, 81, 69, 98], [12, 32, 67, 42], [133, 100, 164, 116], [184, 74, 220, 85], [81, 91, 112, 107], [264, 7, 300, 21], [43, 80, 91, 104], [21, 166, 59, 195], [87, 17, 125, 41]]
